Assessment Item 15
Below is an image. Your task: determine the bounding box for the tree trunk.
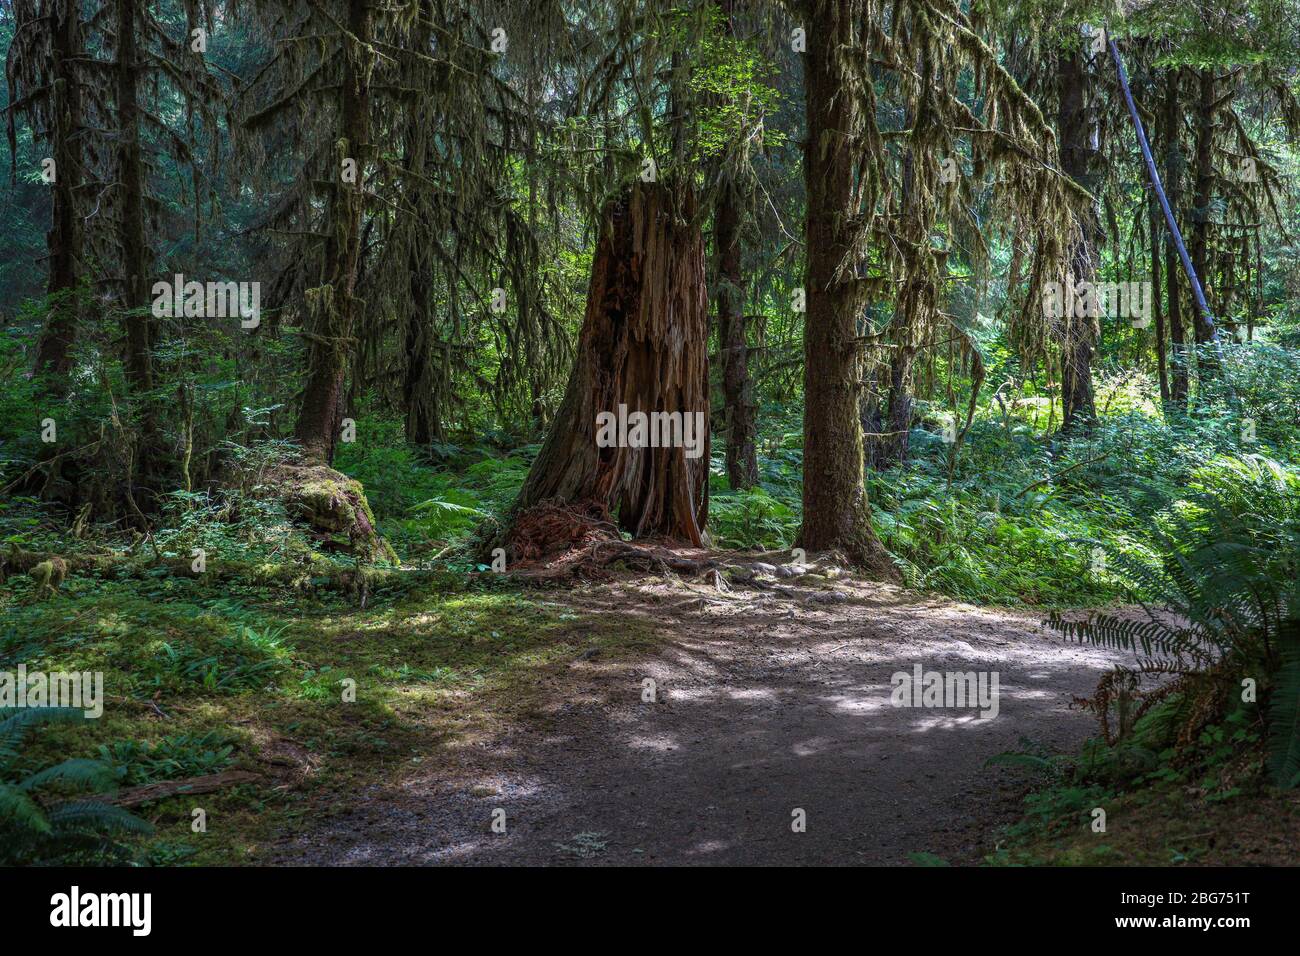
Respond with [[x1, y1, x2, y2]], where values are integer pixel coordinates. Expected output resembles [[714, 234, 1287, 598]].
[[1149, 188, 1169, 407], [1190, 68, 1218, 346], [880, 345, 915, 465], [401, 107, 437, 448], [115, 0, 161, 498], [402, 259, 437, 447], [874, 62, 926, 470], [33, 0, 83, 388], [1163, 69, 1189, 407], [293, 0, 372, 463], [873, 49, 935, 470], [715, 177, 758, 489], [503, 181, 710, 552], [1057, 45, 1098, 432], [798, 0, 891, 573]]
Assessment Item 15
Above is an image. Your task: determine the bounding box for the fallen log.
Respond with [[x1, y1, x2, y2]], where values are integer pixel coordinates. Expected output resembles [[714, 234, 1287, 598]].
[[110, 770, 262, 808], [1, 545, 431, 597]]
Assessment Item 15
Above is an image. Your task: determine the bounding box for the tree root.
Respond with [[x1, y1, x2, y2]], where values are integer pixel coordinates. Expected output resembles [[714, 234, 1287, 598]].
[[493, 499, 620, 565], [507, 539, 833, 590]]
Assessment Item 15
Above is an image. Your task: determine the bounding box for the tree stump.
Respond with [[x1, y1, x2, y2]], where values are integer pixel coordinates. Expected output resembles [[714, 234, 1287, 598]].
[[499, 181, 710, 562]]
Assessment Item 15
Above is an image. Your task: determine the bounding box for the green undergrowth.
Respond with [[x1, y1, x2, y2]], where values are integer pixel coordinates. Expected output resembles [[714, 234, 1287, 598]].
[[987, 450, 1300, 864], [705, 369, 1295, 607], [986, 707, 1300, 866]]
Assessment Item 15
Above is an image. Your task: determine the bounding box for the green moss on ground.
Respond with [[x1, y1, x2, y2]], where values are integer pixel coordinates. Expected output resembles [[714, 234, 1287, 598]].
[[989, 781, 1300, 866], [2, 569, 655, 865]]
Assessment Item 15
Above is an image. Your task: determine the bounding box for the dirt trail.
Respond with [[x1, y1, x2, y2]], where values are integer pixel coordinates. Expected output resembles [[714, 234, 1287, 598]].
[[274, 576, 1127, 866]]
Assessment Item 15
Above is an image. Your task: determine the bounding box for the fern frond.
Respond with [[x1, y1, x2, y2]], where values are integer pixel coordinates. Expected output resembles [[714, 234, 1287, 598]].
[[0, 783, 52, 834], [45, 800, 154, 836], [20, 758, 119, 794], [0, 707, 88, 767], [1267, 615, 1300, 789]]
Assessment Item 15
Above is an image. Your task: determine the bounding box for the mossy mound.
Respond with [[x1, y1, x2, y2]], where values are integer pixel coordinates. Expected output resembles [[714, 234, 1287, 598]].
[[271, 463, 398, 564]]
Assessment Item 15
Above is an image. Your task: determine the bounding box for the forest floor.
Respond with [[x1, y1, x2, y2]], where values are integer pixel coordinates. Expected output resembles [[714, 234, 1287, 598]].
[[266, 570, 1132, 866]]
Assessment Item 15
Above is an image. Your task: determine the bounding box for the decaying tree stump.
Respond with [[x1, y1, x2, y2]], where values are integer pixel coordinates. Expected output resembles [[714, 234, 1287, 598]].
[[498, 181, 710, 562], [269, 461, 396, 563]]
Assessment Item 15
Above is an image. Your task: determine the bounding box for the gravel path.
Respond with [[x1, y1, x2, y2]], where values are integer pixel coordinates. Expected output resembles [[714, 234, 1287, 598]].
[[273, 576, 1127, 865]]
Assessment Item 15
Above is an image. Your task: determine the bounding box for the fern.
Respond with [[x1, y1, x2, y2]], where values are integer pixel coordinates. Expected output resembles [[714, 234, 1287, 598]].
[[1048, 456, 1300, 787], [0, 707, 153, 864], [44, 800, 154, 835], [0, 706, 85, 762], [1267, 610, 1300, 789], [0, 784, 53, 834], [19, 757, 119, 792]]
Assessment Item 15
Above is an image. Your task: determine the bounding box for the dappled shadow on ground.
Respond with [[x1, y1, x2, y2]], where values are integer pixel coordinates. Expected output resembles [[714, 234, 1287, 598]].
[[270, 574, 1131, 866]]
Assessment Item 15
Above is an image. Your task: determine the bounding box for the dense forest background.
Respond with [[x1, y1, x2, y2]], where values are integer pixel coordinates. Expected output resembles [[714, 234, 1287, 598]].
[[2, 0, 1299, 866]]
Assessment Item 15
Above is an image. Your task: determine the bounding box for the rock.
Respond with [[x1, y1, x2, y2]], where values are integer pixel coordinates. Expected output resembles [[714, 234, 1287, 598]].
[[806, 590, 849, 604]]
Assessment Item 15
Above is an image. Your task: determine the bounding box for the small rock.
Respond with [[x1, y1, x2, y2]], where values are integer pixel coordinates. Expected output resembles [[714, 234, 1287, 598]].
[[806, 590, 849, 604]]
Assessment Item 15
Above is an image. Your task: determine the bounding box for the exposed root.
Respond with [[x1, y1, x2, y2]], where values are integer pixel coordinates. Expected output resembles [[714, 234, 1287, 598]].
[[499, 499, 621, 565], [504, 535, 847, 593]]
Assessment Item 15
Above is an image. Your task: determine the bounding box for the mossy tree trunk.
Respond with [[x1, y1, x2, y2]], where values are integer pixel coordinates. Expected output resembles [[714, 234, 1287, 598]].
[[505, 180, 710, 548], [114, 0, 164, 502], [293, 0, 372, 464], [715, 175, 758, 490], [1057, 45, 1099, 433], [797, 0, 891, 573], [872, 62, 927, 470], [1163, 68, 1189, 407], [32, 0, 83, 390], [401, 112, 438, 448], [1190, 68, 1220, 348], [1149, 183, 1170, 407], [879, 345, 916, 465]]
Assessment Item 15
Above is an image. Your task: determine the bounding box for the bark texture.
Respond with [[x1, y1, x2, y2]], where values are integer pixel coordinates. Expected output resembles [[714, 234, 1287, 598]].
[[1190, 68, 1219, 346], [1057, 46, 1098, 433], [293, 0, 372, 463], [32, 0, 83, 386], [504, 181, 710, 552], [714, 177, 758, 489], [798, 0, 892, 574], [1163, 69, 1189, 406], [115, 0, 162, 498]]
